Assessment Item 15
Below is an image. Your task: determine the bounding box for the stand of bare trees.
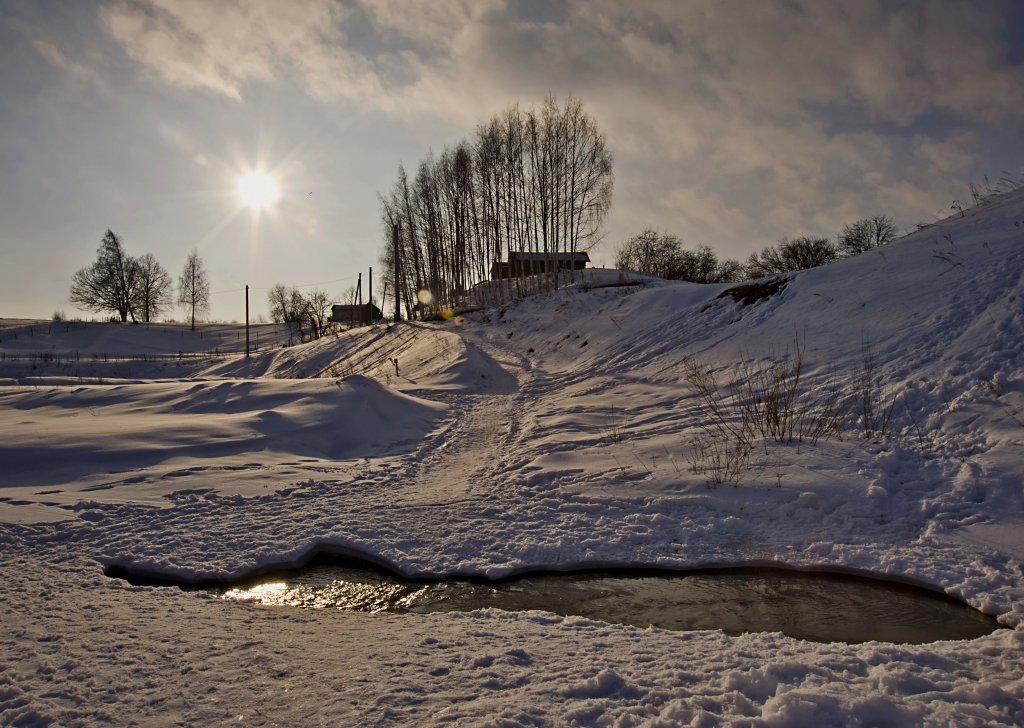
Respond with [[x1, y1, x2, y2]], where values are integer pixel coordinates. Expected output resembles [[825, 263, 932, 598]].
[[267, 284, 333, 341], [745, 236, 838, 277], [615, 230, 743, 283], [379, 96, 613, 318]]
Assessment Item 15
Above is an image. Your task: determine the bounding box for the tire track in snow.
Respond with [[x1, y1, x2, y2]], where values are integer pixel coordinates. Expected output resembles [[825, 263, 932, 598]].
[[392, 335, 530, 507]]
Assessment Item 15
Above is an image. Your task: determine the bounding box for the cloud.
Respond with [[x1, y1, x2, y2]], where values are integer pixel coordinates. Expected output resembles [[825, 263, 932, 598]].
[[31, 38, 75, 72], [96, 1, 1024, 126], [29, 37, 107, 91], [98, 0, 380, 101], [361, 0, 490, 53], [913, 133, 977, 177], [92, 0, 1024, 252]]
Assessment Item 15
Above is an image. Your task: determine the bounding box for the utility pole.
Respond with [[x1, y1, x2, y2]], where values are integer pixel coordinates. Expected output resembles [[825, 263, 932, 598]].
[[393, 221, 402, 322], [245, 285, 250, 358], [368, 267, 373, 312], [355, 272, 363, 326]]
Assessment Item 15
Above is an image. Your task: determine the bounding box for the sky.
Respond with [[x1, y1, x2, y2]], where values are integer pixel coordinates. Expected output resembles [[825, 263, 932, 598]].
[[1, 0, 1023, 322]]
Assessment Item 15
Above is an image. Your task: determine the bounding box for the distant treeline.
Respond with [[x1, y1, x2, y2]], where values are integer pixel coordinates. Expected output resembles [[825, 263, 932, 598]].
[[616, 215, 900, 283]]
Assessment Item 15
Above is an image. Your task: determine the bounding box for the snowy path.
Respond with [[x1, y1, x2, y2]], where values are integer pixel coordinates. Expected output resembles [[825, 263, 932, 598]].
[[394, 393, 516, 505]]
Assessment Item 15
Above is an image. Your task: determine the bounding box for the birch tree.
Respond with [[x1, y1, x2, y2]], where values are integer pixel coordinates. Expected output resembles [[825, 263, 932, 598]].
[[178, 249, 210, 330]]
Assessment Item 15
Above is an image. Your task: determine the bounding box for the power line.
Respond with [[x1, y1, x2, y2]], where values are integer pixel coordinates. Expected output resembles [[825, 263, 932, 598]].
[[270, 275, 360, 290], [209, 275, 360, 297]]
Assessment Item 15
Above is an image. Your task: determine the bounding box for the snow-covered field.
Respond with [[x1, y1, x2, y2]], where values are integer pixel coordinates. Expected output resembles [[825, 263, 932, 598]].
[[2, 189, 1023, 725]]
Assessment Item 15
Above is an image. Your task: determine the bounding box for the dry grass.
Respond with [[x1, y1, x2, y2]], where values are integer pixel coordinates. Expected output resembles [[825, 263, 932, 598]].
[[681, 340, 846, 485]]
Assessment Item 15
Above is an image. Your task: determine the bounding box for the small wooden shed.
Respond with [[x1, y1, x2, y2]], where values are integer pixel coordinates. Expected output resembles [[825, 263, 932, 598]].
[[329, 303, 384, 327]]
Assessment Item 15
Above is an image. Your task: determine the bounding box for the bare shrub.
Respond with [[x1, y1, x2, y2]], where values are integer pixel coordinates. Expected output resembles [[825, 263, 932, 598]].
[[686, 434, 751, 486], [966, 172, 1024, 208], [856, 343, 899, 439], [681, 357, 755, 446], [734, 346, 844, 445], [602, 413, 625, 445], [680, 342, 846, 485], [683, 341, 844, 448]]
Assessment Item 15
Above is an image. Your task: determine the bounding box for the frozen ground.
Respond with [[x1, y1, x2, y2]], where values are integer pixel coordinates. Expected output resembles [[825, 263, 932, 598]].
[[2, 189, 1024, 725]]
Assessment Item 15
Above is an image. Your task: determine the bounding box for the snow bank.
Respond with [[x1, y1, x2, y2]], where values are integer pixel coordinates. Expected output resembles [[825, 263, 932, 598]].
[[0, 376, 446, 514]]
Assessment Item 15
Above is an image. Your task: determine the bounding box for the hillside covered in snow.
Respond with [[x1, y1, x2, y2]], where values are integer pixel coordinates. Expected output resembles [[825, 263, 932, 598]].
[[2, 188, 1023, 725]]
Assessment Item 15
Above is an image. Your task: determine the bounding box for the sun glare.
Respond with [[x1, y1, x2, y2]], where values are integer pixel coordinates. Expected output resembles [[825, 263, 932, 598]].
[[238, 171, 280, 209]]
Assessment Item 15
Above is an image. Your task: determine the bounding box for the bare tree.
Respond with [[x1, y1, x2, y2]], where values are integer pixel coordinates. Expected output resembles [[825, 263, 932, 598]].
[[178, 249, 210, 330], [745, 236, 837, 277], [301, 289, 332, 339], [616, 231, 739, 283], [267, 283, 305, 337], [268, 285, 333, 340], [133, 253, 173, 322], [267, 284, 297, 325], [713, 258, 745, 283], [377, 194, 407, 320], [69, 230, 141, 322], [838, 215, 898, 257], [615, 229, 682, 278], [676, 245, 722, 283]]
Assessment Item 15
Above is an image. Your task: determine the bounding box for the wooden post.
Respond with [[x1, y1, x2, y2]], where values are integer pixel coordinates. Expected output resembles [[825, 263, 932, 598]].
[[245, 285, 250, 358]]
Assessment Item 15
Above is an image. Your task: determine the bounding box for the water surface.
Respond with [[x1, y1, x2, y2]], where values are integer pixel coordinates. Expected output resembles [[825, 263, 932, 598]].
[[211, 562, 999, 644]]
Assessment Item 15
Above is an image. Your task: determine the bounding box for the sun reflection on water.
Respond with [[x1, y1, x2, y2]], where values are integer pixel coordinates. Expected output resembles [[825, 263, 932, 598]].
[[220, 570, 424, 612], [222, 581, 290, 604]]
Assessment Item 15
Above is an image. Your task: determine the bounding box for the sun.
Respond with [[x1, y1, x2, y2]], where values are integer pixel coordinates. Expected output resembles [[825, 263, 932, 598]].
[[238, 171, 280, 209]]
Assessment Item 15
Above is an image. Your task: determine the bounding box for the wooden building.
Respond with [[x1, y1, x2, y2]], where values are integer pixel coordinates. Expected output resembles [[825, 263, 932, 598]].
[[329, 303, 384, 327], [490, 251, 590, 280]]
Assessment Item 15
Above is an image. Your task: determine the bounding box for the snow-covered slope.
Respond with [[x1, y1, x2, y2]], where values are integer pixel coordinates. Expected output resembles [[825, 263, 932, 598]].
[[2, 188, 1023, 725], [198, 321, 516, 393], [0, 376, 445, 516]]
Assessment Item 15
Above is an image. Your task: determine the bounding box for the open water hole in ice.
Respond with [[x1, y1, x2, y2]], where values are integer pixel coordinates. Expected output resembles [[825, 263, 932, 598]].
[[194, 558, 1000, 644]]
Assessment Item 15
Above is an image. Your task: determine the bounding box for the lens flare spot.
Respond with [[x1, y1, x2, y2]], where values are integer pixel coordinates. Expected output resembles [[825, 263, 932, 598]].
[[223, 582, 289, 604], [417, 289, 434, 306], [441, 309, 454, 320]]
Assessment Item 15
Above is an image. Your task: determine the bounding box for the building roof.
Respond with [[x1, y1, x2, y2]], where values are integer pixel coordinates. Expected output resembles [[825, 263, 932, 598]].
[[509, 251, 590, 262], [331, 303, 381, 311]]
